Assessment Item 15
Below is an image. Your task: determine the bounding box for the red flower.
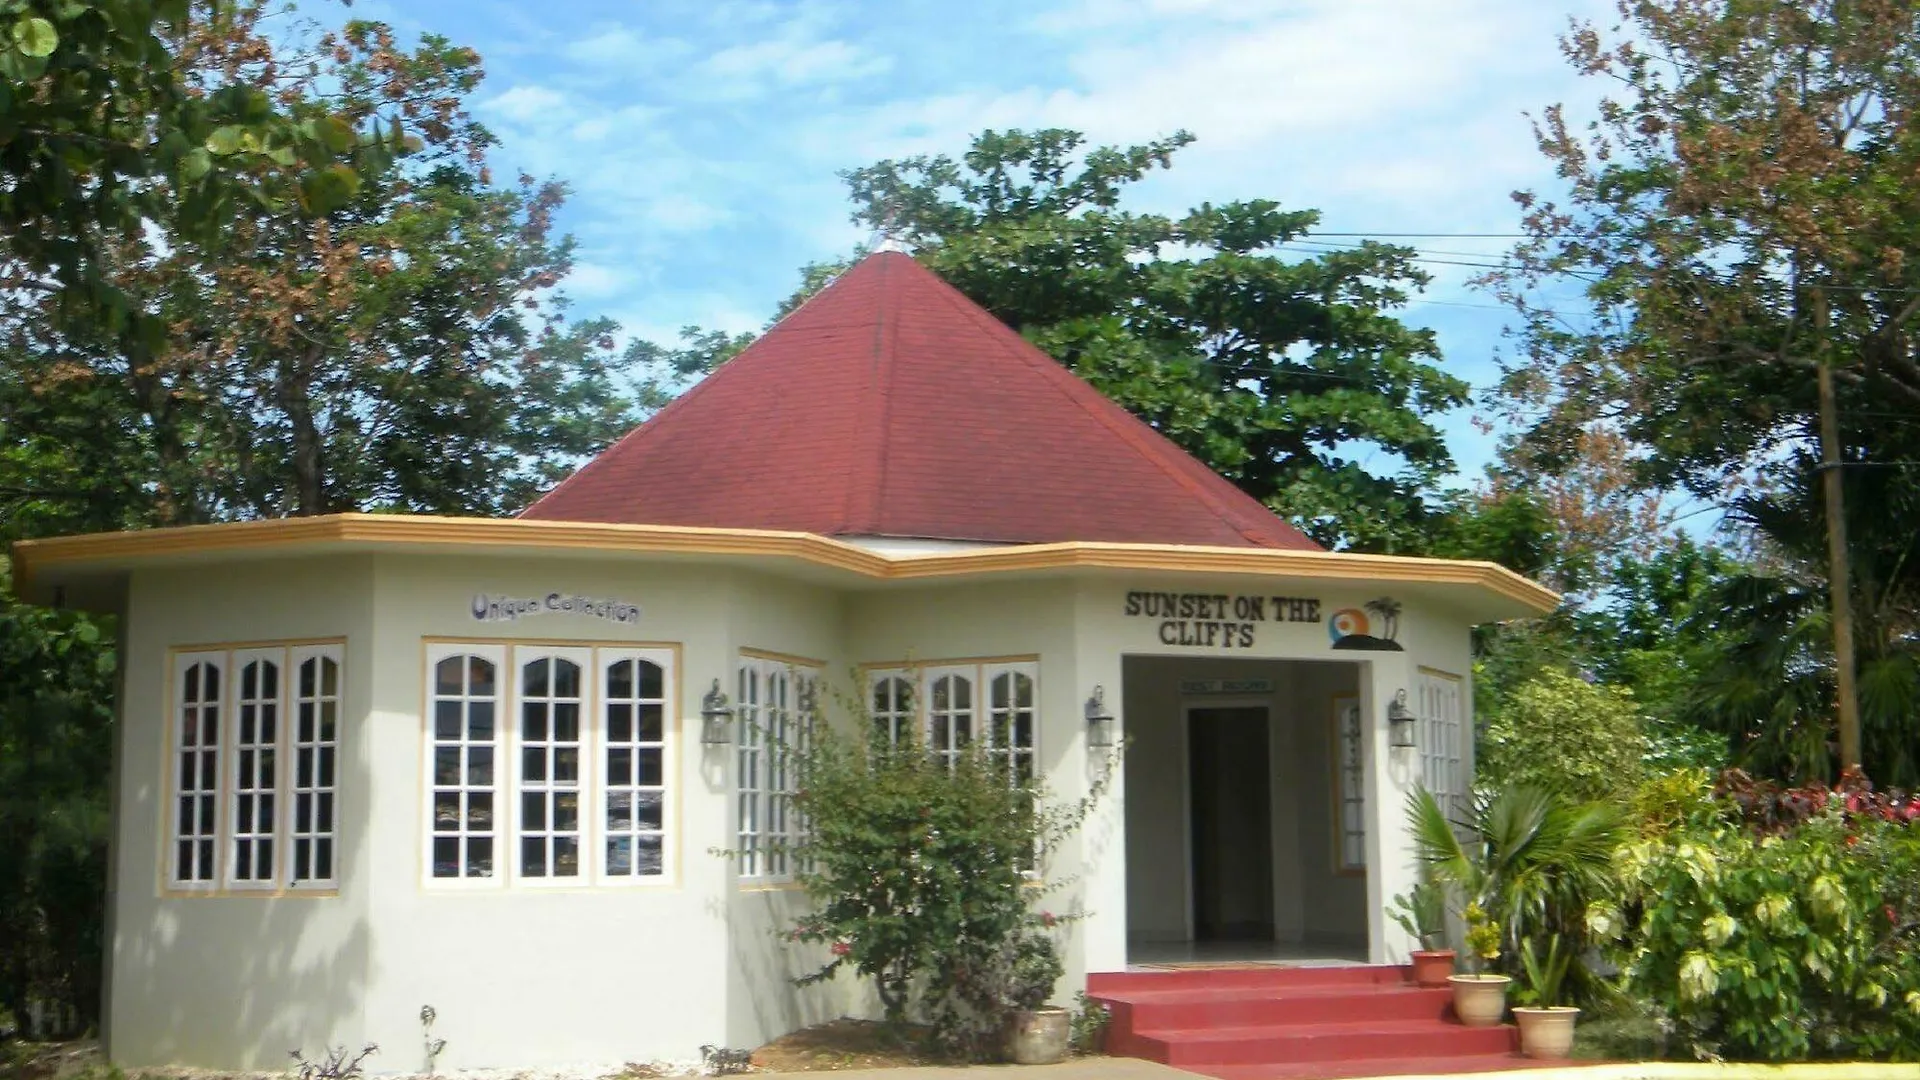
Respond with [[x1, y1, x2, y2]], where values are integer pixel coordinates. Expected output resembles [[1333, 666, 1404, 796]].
[[1887, 905, 1899, 925], [831, 941, 852, 956], [1846, 834, 1860, 847], [1040, 911, 1058, 928]]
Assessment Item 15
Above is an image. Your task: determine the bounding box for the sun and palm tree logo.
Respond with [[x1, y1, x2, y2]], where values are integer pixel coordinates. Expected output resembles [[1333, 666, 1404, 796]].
[[1328, 597, 1404, 652]]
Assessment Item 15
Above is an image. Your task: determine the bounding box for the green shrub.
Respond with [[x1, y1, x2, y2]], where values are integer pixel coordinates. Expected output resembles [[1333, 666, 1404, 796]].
[[778, 680, 1109, 1058], [1408, 784, 1625, 999], [1593, 789, 1920, 1061], [1478, 668, 1645, 803]]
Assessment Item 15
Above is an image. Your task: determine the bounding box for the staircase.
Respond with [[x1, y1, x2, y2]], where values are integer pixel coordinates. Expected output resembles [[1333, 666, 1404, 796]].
[[1089, 964, 1537, 1080]]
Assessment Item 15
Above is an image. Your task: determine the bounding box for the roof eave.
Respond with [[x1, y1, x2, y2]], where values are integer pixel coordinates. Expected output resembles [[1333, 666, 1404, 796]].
[[11, 514, 1561, 618]]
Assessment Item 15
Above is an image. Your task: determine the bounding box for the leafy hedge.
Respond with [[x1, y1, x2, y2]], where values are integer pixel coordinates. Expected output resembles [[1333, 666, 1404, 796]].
[[1593, 771, 1920, 1061]]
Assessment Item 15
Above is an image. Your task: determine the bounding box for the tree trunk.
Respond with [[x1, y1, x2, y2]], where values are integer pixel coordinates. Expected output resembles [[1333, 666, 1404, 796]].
[[279, 351, 326, 516], [1817, 361, 1861, 775]]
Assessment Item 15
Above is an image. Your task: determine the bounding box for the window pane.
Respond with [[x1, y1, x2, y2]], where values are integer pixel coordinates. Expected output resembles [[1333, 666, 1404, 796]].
[[430, 651, 497, 882]]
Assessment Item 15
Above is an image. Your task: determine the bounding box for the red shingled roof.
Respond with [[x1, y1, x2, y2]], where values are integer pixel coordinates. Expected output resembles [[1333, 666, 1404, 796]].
[[521, 251, 1320, 550]]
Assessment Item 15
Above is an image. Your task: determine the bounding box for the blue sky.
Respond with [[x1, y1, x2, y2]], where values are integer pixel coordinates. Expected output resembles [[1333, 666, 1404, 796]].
[[358, 0, 1612, 482]]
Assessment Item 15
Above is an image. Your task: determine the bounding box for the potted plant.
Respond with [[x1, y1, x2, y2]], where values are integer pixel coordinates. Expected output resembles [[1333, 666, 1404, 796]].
[[1003, 931, 1070, 1064], [1390, 879, 1456, 987], [1511, 935, 1580, 1058], [1447, 902, 1512, 1027]]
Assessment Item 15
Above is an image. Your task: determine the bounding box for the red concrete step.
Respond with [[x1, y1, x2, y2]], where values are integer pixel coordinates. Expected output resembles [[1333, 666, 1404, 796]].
[[1193, 1053, 1558, 1080], [1127, 1019, 1516, 1066], [1090, 964, 1411, 993], [1098, 984, 1454, 1028]]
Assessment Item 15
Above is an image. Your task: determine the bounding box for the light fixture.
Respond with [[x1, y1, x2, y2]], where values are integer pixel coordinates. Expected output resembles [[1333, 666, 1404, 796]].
[[1085, 686, 1116, 748], [701, 678, 734, 746], [1388, 689, 1418, 750]]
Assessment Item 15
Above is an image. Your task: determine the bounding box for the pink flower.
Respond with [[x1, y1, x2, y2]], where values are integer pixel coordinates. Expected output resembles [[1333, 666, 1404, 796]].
[[1040, 911, 1057, 928], [831, 941, 852, 956]]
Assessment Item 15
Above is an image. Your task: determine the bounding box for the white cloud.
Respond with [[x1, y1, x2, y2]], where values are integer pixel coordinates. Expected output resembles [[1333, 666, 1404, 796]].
[[565, 24, 694, 68], [483, 84, 570, 124]]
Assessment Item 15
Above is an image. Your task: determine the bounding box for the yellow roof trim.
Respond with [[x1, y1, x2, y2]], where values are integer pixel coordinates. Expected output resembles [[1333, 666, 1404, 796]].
[[11, 513, 1561, 614]]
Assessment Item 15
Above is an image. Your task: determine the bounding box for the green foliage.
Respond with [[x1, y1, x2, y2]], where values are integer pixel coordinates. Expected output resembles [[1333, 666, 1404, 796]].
[[1, 0, 399, 344], [1517, 935, 1572, 1008], [1389, 878, 1448, 952], [1595, 803, 1920, 1060], [0, 568, 115, 1032], [2, 3, 641, 532], [1408, 785, 1624, 997], [1067, 991, 1111, 1056], [1478, 668, 1645, 803], [781, 684, 1108, 1059], [814, 128, 1468, 550], [1462, 902, 1501, 975]]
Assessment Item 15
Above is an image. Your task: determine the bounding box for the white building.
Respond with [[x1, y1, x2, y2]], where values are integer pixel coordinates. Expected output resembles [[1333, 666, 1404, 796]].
[[12, 252, 1554, 1072]]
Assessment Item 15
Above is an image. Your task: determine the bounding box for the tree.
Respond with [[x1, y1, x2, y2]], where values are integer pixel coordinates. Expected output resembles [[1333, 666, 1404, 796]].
[[1478, 667, 1646, 803], [1, 3, 641, 530], [1, 0, 397, 346], [803, 129, 1469, 550], [0, 561, 115, 1033], [1490, 0, 1920, 774]]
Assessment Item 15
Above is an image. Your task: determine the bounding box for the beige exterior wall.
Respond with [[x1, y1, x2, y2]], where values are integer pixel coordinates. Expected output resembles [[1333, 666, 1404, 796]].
[[110, 557, 377, 1069], [103, 551, 1488, 1070]]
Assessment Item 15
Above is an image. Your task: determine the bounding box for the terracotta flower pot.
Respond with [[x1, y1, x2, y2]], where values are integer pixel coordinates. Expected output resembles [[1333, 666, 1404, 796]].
[[1006, 1006, 1071, 1064], [1447, 973, 1512, 1028], [1409, 949, 1456, 988], [1513, 1005, 1581, 1059]]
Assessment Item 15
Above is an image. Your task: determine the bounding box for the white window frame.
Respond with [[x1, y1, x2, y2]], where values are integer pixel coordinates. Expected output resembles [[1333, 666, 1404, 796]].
[[736, 655, 819, 884], [1417, 668, 1468, 820], [869, 668, 916, 748], [1331, 693, 1366, 874], [601, 648, 674, 884], [170, 651, 226, 891], [511, 647, 592, 886], [424, 642, 677, 889], [863, 660, 1039, 782], [225, 648, 284, 890], [426, 643, 506, 888], [166, 642, 345, 895], [288, 644, 342, 889]]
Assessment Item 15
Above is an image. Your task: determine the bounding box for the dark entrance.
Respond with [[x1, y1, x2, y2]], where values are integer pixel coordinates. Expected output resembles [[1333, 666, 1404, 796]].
[[1188, 706, 1274, 941]]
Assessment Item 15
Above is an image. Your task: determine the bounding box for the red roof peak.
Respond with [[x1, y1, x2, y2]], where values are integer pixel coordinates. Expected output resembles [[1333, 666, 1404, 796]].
[[521, 251, 1320, 551]]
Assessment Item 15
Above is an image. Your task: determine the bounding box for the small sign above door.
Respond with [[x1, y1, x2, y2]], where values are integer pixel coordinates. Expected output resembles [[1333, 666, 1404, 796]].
[[1179, 678, 1274, 695]]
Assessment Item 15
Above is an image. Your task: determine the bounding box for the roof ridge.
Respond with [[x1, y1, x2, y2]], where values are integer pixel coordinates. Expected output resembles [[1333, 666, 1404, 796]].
[[840, 255, 896, 534], [915, 265, 1303, 549]]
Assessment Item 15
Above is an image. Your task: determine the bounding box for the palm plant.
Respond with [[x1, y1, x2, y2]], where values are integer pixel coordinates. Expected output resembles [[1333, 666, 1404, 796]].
[[1406, 785, 1625, 991]]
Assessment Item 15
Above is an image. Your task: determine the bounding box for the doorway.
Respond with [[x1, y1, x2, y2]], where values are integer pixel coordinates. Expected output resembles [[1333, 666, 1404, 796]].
[[1187, 705, 1274, 942]]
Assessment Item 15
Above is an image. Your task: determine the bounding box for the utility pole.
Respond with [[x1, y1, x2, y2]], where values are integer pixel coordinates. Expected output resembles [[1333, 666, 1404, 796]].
[[1817, 360, 1862, 775]]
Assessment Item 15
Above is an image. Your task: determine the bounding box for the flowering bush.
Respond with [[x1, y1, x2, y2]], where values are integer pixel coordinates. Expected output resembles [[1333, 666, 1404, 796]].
[[1717, 767, 1920, 834], [1592, 771, 1920, 1061]]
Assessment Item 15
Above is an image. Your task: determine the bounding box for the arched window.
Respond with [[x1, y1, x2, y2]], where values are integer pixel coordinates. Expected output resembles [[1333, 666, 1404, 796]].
[[168, 641, 345, 891], [290, 648, 340, 886], [172, 656, 223, 886], [229, 653, 281, 886], [870, 673, 915, 748], [926, 669, 976, 772], [987, 669, 1036, 786], [604, 653, 668, 879], [517, 652, 586, 880], [430, 648, 501, 879]]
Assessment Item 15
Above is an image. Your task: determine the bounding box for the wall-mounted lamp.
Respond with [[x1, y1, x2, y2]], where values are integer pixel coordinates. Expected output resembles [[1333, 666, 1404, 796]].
[[1085, 685, 1116, 748], [1387, 689, 1418, 750], [701, 679, 734, 746]]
